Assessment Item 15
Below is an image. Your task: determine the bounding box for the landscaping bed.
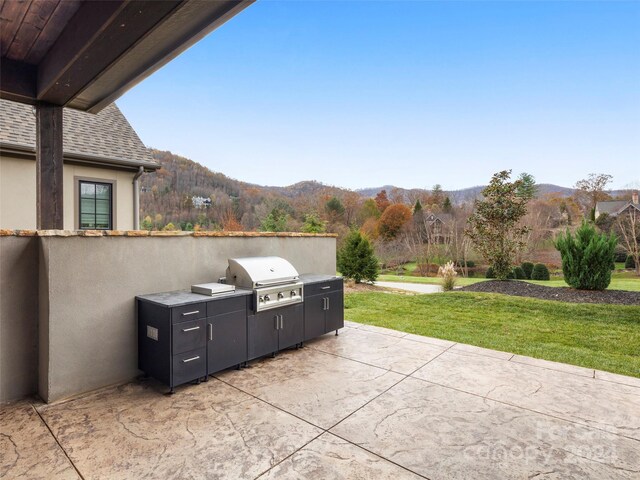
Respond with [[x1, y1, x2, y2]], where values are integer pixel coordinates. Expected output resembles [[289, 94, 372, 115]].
[[462, 280, 640, 305]]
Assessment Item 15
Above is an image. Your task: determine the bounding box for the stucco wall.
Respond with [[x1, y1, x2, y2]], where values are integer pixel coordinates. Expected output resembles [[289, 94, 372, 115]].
[[38, 234, 336, 403], [0, 155, 37, 229], [0, 154, 136, 230], [0, 236, 39, 403]]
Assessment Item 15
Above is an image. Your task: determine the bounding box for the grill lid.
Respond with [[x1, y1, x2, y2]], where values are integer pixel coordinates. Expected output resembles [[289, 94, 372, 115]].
[[226, 256, 300, 289]]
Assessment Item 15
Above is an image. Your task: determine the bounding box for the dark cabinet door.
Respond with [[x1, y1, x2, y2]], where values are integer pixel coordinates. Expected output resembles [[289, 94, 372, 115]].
[[278, 303, 303, 350], [304, 295, 326, 341], [248, 311, 279, 361], [325, 290, 344, 333], [207, 310, 247, 374]]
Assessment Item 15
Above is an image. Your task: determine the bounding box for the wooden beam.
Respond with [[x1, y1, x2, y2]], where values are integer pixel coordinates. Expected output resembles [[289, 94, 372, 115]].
[[0, 56, 36, 103], [37, 0, 180, 106], [36, 102, 64, 230]]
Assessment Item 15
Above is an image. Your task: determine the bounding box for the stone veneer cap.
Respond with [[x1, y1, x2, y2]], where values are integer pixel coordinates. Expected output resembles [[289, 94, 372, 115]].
[[0, 229, 337, 238]]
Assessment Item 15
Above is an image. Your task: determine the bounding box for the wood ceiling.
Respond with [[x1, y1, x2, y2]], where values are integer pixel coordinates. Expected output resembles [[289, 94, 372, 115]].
[[1, 0, 81, 65], [0, 0, 254, 112]]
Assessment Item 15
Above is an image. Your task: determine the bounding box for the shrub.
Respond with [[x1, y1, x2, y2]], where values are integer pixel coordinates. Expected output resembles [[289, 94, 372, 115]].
[[337, 231, 379, 283], [506, 269, 515, 280], [554, 221, 617, 290], [438, 261, 458, 291], [626, 255, 636, 269], [521, 262, 534, 279], [513, 266, 526, 279], [531, 263, 550, 281], [485, 266, 495, 278], [457, 260, 475, 268]]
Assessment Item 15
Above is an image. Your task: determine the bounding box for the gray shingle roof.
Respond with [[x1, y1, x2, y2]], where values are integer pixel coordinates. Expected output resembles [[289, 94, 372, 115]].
[[0, 99, 157, 169], [596, 200, 640, 216]]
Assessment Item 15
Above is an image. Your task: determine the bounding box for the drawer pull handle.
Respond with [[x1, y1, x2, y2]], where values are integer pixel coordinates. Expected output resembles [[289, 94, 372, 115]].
[[182, 356, 200, 363], [181, 310, 200, 316], [182, 326, 200, 332], [321, 286, 331, 290]]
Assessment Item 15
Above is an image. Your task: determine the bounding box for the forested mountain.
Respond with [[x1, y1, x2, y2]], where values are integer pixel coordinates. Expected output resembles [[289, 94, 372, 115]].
[[140, 149, 627, 234]]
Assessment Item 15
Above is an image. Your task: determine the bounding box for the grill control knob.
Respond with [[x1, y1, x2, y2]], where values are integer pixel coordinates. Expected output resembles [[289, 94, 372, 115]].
[[259, 296, 265, 303], [264, 294, 270, 302], [290, 290, 297, 297], [277, 292, 284, 300]]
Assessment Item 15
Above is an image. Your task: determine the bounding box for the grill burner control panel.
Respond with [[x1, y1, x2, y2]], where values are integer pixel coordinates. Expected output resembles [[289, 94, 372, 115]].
[[256, 282, 303, 312]]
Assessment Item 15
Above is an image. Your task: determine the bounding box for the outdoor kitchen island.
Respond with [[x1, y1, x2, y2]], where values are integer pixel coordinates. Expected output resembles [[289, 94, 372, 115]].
[[137, 273, 343, 393]]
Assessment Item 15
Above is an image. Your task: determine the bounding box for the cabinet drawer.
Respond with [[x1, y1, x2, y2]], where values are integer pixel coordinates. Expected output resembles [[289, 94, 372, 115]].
[[172, 348, 206, 387], [206, 295, 247, 317], [171, 303, 206, 324], [304, 278, 343, 297], [172, 318, 206, 355]]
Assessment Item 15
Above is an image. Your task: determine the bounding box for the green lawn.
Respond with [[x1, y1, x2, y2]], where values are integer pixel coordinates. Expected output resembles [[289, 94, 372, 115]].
[[378, 272, 640, 292], [345, 291, 640, 378]]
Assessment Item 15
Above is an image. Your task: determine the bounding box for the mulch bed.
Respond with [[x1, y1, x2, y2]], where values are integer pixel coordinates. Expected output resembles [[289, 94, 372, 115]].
[[462, 280, 640, 306]]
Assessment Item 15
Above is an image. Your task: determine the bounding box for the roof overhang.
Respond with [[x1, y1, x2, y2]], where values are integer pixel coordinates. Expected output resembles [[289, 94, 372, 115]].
[[0, 0, 254, 113], [0, 141, 160, 172]]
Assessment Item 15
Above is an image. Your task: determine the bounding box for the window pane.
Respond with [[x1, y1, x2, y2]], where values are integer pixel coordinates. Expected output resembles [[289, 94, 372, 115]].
[[96, 199, 110, 215], [95, 184, 111, 200], [80, 183, 95, 196], [80, 198, 95, 215], [95, 214, 110, 229], [80, 214, 95, 229]]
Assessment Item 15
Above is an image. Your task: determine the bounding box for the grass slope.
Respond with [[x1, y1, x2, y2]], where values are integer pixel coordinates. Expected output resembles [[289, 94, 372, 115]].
[[345, 291, 640, 378]]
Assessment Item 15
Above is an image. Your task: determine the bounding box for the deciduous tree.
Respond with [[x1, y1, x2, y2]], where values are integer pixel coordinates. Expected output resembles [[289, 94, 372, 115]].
[[375, 190, 390, 213], [574, 173, 613, 218], [378, 203, 412, 240], [616, 208, 640, 276], [465, 170, 530, 280]]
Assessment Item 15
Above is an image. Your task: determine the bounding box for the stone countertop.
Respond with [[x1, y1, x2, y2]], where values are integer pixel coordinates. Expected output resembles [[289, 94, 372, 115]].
[[299, 274, 343, 285], [136, 287, 252, 307]]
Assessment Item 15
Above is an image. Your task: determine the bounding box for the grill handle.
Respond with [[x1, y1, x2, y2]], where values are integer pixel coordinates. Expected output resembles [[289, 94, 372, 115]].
[[280, 315, 284, 329], [321, 286, 331, 290], [274, 315, 279, 330]]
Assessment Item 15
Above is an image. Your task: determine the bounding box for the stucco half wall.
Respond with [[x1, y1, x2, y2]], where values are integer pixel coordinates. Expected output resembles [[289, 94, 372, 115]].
[[37, 233, 336, 403], [0, 235, 39, 404]]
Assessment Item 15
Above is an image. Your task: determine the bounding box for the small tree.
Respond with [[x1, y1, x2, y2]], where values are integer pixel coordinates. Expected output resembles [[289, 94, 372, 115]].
[[325, 196, 345, 220], [260, 208, 288, 232], [301, 213, 327, 234], [337, 231, 379, 283], [615, 208, 640, 276], [516, 172, 537, 200], [555, 221, 617, 290], [442, 196, 453, 213], [465, 170, 530, 280]]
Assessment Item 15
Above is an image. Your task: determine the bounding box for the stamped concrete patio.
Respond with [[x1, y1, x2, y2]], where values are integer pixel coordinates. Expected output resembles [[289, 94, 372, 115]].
[[2, 321, 639, 479]]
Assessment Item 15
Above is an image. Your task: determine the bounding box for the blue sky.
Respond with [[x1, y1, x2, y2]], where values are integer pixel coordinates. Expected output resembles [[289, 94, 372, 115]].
[[117, 1, 640, 191]]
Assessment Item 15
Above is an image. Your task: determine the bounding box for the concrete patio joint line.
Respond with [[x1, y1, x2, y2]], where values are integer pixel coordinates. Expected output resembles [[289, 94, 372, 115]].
[[32, 404, 86, 480]]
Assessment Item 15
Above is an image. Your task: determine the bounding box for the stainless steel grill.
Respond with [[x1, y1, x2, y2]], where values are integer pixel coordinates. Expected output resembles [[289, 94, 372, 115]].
[[226, 256, 303, 312]]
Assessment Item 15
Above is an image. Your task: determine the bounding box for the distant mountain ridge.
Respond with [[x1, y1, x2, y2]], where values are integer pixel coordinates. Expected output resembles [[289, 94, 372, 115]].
[[145, 148, 628, 204]]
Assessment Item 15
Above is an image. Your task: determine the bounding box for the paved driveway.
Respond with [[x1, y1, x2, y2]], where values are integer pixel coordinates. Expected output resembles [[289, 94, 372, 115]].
[[375, 281, 443, 294], [2, 322, 639, 479]]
